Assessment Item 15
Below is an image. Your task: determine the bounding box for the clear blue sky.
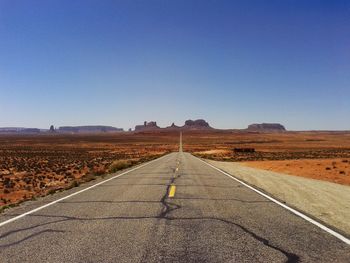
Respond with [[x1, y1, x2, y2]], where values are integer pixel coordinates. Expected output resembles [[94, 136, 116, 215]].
[[0, 0, 349, 130]]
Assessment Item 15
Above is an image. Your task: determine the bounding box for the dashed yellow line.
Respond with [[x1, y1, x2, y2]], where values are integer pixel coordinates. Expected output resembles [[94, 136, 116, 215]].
[[168, 185, 176, 198]]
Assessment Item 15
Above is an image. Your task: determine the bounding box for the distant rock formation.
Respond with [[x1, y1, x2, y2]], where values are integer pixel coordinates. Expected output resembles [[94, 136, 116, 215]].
[[247, 123, 286, 132], [58, 126, 123, 133], [135, 119, 212, 132], [0, 127, 41, 134], [0, 120, 288, 134], [23, 128, 41, 133], [164, 122, 181, 130], [170, 123, 180, 128], [183, 119, 211, 130], [135, 121, 160, 131]]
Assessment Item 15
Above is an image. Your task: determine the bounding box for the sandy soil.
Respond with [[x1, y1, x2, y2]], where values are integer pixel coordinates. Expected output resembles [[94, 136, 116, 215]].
[[0, 133, 179, 207], [207, 160, 350, 235], [195, 149, 231, 155], [241, 158, 350, 186], [188, 131, 350, 162], [2, 130, 350, 212]]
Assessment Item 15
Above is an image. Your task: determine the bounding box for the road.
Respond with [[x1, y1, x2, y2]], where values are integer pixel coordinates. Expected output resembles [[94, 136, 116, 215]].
[[0, 138, 349, 262]]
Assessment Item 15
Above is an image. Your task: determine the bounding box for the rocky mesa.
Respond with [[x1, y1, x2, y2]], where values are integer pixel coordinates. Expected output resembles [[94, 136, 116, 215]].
[[134, 119, 213, 132], [134, 120, 286, 132], [135, 121, 160, 131], [58, 126, 123, 133], [183, 119, 211, 130], [246, 123, 286, 132]]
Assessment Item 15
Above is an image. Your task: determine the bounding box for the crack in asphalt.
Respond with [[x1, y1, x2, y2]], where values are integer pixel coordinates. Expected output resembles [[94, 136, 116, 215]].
[[166, 216, 300, 263], [0, 157, 300, 262], [155, 158, 299, 263], [158, 165, 182, 219], [0, 213, 300, 262]]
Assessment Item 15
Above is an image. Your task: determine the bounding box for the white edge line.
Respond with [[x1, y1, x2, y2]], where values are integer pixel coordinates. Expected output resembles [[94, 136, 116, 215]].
[[196, 157, 350, 245], [0, 154, 169, 228]]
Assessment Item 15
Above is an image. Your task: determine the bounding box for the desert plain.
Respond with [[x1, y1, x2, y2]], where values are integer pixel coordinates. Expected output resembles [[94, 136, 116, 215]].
[[0, 132, 178, 208], [1, 130, 350, 210], [190, 131, 350, 185]]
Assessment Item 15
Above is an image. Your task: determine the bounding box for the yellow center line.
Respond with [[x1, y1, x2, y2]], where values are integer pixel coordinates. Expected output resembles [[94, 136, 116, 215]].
[[168, 185, 176, 198]]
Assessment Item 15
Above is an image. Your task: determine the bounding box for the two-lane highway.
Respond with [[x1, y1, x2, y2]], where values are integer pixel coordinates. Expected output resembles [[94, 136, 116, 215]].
[[0, 150, 349, 262]]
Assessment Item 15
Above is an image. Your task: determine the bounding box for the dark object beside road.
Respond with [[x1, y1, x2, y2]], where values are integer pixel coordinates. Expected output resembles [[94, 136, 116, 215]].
[[233, 148, 256, 153]]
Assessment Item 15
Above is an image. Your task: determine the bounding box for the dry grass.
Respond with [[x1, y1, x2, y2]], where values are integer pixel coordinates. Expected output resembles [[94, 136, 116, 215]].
[[109, 160, 133, 173], [187, 131, 350, 161], [1, 130, 350, 208], [185, 130, 350, 186], [0, 132, 179, 207]]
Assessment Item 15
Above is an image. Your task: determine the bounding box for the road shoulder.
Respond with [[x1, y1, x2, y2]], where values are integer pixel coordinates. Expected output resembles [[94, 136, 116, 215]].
[[206, 159, 350, 236]]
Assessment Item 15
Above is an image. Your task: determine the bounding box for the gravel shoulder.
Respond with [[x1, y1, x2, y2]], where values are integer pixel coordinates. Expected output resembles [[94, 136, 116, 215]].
[[207, 160, 350, 236]]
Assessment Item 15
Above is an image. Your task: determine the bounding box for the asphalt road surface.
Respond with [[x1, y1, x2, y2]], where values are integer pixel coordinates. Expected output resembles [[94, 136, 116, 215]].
[[0, 151, 349, 262]]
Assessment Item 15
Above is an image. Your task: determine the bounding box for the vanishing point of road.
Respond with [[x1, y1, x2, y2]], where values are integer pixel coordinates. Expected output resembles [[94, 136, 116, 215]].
[[0, 134, 349, 262]]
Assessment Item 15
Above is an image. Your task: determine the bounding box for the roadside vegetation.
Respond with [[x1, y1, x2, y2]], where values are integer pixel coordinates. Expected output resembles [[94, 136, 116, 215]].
[[0, 133, 178, 210], [2, 130, 350, 211]]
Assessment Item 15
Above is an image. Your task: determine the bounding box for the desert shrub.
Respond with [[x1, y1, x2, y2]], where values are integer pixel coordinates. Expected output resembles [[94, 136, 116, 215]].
[[83, 174, 96, 182], [92, 165, 107, 176], [109, 160, 133, 173], [233, 148, 255, 153], [48, 189, 56, 195], [23, 177, 31, 184], [130, 160, 139, 165], [67, 180, 79, 189]]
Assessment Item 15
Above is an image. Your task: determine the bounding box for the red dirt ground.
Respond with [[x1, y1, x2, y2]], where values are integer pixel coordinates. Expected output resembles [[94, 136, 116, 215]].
[[0, 132, 179, 207], [1, 130, 349, 208], [241, 158, 350, 186]]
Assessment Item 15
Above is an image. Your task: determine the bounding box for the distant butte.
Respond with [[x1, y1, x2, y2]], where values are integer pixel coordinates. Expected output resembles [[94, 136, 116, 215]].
[[246, 123, 286, 132], [135, 121, 160, 131], [0, 121, 288, 134], [134, 119, 213, 132], [134, 120, 286, 133], [58, 126, 123, 133], [184, 119, 211, 129]]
